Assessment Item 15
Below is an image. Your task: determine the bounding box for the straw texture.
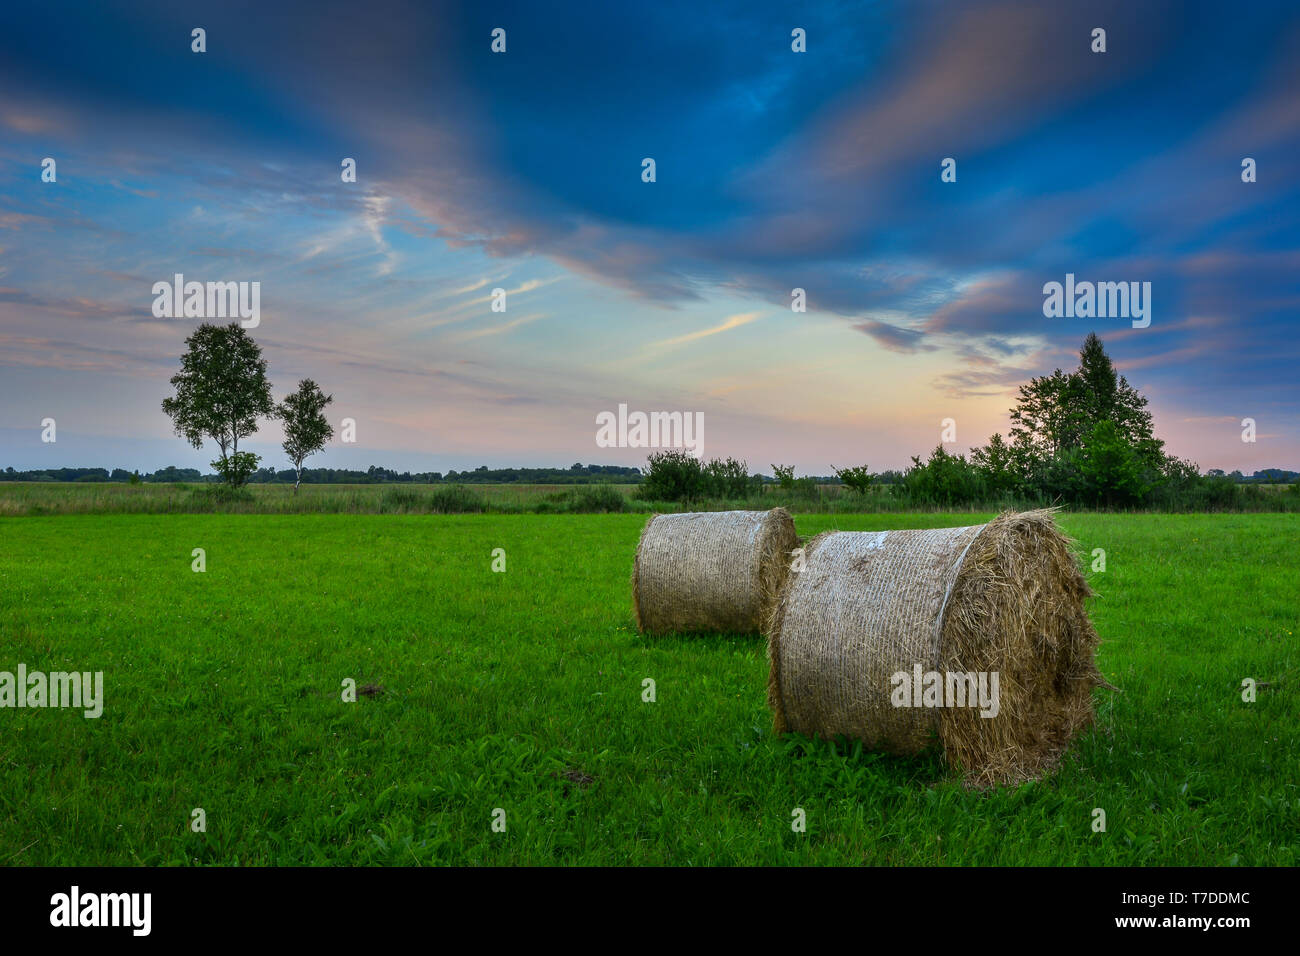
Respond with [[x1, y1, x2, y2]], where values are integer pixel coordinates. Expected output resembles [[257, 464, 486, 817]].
[[767, 509, 1101, 786], [633, 509, 799, 634]]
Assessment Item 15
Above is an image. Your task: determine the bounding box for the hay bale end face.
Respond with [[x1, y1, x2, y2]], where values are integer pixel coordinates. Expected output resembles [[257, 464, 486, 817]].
[[633, 509, 799, 634], [767, 509, 1101, 786]]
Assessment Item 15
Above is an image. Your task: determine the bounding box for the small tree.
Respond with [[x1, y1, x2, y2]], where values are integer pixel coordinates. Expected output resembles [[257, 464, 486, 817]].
[[161, 323, 274, 488], [970, 433, 1018, 498], [771, 464, 796, 491], [277, 379, 334, 492], [833, 464, 875, 495], [771, 463, 817, 497]]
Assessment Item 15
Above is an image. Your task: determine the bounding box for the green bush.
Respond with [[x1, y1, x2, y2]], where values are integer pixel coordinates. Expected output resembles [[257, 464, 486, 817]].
[[380, 487, 427, 512], [970, 433, 1020, 498], [427, 484, 487, 514], [702, 457, 753, 498], [210, 451, 261, 489], [1078, 421, 1151, 507], [901, 446, 986, 506], [1201, 476, 1240, 510], [571, 483, 626, 513], [637, 450, 705, 502]]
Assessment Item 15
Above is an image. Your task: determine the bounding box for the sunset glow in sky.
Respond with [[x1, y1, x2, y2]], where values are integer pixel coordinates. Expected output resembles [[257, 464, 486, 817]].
[[2, 0, 1297, 475]]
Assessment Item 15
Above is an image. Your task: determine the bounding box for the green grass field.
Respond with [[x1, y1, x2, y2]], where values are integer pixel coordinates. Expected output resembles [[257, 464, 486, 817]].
[[1, 511, 1296, 865]]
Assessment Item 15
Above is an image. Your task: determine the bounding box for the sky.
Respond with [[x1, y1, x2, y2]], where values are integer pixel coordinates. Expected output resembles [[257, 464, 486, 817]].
[[1, 0, 1297, 476]]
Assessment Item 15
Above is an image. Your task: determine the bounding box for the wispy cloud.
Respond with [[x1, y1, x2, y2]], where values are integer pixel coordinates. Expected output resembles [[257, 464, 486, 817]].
[[450, 312, 548, 343], [418, 276, 565, 330], [651, 311, 763, 349], [451, 277, 492, 295], [461, 276, 563, 308]]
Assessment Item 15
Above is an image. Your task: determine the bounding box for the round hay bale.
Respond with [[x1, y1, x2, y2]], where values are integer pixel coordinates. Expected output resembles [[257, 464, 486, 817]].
[[633, 509, 799, 634], [766, 509, 1101, 786]]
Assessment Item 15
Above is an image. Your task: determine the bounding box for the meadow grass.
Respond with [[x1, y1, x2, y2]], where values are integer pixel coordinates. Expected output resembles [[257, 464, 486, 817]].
[[0, 511, 1295, 865], [0, 481, 644, 516], [5, 480, 1296, 517]]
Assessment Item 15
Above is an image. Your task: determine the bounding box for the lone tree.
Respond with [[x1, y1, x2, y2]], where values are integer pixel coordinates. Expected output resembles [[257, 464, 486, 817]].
[[277, 379, 334, 492], [833, 464, 876, 495], [161, 322, 274, 488]]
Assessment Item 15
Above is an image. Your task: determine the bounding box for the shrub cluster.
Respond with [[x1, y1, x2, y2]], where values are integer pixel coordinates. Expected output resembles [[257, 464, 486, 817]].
[[636, 451, 759, 503]]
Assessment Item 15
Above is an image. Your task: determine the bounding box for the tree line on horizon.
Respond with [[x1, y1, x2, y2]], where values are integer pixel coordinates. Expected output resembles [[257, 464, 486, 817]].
[[2, 461, 1293, 488], [5, 329, 1295, 506], [0, 463, 647, 484], [638, 334, 1300, 510]]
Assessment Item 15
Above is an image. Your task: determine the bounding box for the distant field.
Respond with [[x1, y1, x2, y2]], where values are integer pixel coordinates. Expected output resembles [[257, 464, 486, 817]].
[[3, 480, 1297, 517], [0, 481, 644, 516], [1, 511, 1295, 865], [0, 480, 896, 516]]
